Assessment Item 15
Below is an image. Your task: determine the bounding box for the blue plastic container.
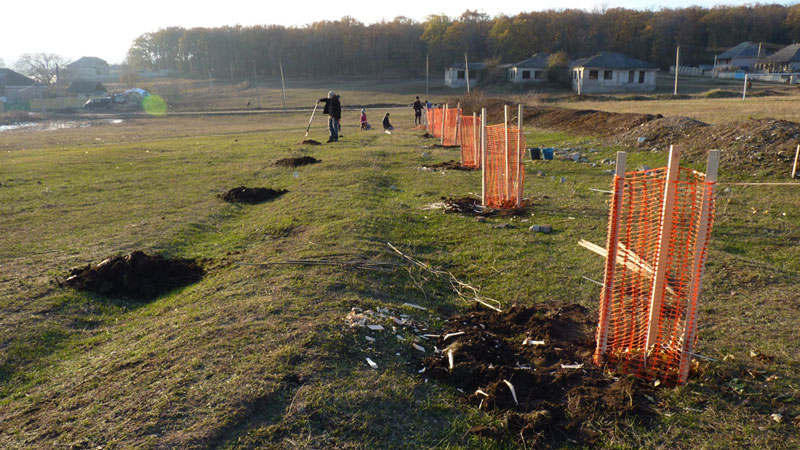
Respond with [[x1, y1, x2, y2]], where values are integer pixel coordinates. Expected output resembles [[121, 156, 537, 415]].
[[542, 148, 554, 160]]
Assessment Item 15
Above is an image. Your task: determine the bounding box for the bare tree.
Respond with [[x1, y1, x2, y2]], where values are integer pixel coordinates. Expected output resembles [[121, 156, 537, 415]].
[[14, 53, 68, 85]]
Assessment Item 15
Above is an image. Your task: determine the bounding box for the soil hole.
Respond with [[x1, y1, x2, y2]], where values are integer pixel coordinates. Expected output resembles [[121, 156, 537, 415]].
[[221, 187, 288, 204]]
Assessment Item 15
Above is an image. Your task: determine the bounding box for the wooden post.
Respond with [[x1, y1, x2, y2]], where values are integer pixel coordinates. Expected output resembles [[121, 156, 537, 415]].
[[465, 54, 470, 94], [595, 151, 627, 362], [742, 74, 748, 100], [677, 150, 720, 383], [674, 45, 680, 96], [441, 104, 448, 146], [516, 104, 523, 208], [481, 107, 487, 206], [645, 145, 682, 351], [279, 61, 287, 112], [455, 102, 461, 146], [504, 105, 510, 202], [792, 144, 800, 178], [426, 54, 429, 96], [473, 112, 478, 167]]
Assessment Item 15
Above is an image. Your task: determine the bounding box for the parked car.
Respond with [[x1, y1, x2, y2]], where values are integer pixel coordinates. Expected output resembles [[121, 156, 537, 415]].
[[84, 97, 113, 109]]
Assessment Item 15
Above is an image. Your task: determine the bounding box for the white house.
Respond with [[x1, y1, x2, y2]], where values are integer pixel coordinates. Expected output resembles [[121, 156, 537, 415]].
[[444, 62, 485, 88], [755, 44, 800, 73], [507, 54, 549, 83], [715, 42, 766, 72], [570, 52, 658, 94], [0, 68, 44, 109], [67, 56, 111, 81]]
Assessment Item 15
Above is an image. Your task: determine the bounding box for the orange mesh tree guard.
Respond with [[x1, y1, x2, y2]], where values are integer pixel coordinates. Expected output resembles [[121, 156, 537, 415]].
[[481, 105, 525, 209], [592, 147, 720, 385], [459, 113, 480, 169], [442, 104, 461, 147], [429, 108, 443, 137]]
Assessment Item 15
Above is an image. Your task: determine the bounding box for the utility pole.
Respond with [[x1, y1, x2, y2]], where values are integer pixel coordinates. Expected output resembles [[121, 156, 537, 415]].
[[464, 53, 470, 94], [253, 60, 261, 109], [426, 53, 429, 96], [674, 45, 680, 96], [279, 61, 287, 112], [208, 69, 213, 95]]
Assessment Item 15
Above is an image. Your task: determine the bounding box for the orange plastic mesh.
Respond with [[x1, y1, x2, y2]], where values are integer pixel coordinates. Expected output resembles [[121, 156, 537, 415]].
[[482, 124, 525, 208], [430, 108, 443, 137], [426, 109, 434, 134], [459, 116, 480, 168], [442, 107, 461, 147], [595, 166, 717, 385]]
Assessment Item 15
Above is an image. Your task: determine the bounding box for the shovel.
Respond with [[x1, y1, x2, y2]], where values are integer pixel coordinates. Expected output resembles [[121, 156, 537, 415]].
[[304, 101, 319, 137]]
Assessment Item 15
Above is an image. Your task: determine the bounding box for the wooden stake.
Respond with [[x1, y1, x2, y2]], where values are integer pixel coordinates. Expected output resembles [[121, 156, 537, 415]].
[[279, 61, 287, 112], [481, 108, 487, 206], [792, 144, 800, 178], [455, 102, 461, 147], [677, 150, 720, 383], [645, 145, 682, 351], [516, 104, 523, 208], [504, 105, 510, 202], [441, 104, 448, 146], [595, 151, 626, 362]]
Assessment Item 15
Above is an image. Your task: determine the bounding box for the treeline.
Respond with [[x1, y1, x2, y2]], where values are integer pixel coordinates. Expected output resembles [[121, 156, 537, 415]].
[[126, 5, 800, 79]]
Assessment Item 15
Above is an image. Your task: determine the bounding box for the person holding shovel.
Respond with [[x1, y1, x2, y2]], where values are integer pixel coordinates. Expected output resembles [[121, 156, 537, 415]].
[[318, 90, 342, 142]]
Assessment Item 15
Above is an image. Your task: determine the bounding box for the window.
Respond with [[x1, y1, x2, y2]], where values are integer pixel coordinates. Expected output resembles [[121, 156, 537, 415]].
[[628, 71, 635, 83], [604, 70, 613, 80], [534, 70, 542, 80], [573, 71, 577, 80], [639, 71, 645, 83], [589, 70, 598, 80], [522, 70, 531, 79], [457, 70, 465, 80]]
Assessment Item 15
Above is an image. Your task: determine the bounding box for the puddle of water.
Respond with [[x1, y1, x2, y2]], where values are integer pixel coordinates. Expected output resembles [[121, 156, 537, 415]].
[[0, 119, 124, 132]]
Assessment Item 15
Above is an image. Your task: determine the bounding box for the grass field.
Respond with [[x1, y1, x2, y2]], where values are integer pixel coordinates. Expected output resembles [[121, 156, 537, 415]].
[[1, 95, 799, 448]]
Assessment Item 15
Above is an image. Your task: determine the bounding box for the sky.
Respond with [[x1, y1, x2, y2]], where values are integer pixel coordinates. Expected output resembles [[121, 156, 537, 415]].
[[2, 0, 794, 67]]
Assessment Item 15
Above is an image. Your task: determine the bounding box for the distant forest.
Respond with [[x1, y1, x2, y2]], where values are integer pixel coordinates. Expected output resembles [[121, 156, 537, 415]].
[[126, 4, 800, 79]]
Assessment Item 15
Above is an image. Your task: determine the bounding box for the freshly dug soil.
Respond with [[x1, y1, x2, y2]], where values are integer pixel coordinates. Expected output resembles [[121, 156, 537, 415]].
[[423, 160, 477, 171], [221, 186, 287, 204], [422, 132, 436, 138], [64, 251, 204, 301], [273, 156, 321, 167], [422, 304, 657, 448], [442, 196, 482, 214], [300, 139, 322, 145]]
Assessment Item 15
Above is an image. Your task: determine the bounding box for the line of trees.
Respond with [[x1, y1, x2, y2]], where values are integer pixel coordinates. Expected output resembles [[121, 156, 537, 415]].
[[126, 5, 800, 80]]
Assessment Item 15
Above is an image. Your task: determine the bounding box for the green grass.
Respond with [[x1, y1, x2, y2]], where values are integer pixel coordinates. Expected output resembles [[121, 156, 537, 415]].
[[0, 111, 798, 448]]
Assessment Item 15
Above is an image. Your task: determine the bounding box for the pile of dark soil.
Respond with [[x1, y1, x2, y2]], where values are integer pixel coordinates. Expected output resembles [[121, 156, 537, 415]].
[[273, 156, 321, 167], [422, 132, 436, 138], [300, 139, 321, 145], [441, 196, 482, 214], [612, 116, 708, 148], [421, 304, 657, 447], [423, 160, 477, 171], [221, 187, 287, 204], [524, 107, 662, 136], [63, 251, 204, 301]]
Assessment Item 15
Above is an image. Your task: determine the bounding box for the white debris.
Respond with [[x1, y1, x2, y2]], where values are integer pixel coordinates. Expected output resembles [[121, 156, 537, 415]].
[[364, 336, 376, 342], [366, 358, 378, 369], [403, 302, 427, 311], [412, 343, 426, 352], [475, 389, 489, 397], [443, 331, 465, 341], [560, 363, 584, 369], [367, 324, 384, 331], [522, 338, 546, 346], [503, 379, 519, 405], [771, 413, 783, 423], [418, 367, 426, 374], [448, 349, 455, 370]]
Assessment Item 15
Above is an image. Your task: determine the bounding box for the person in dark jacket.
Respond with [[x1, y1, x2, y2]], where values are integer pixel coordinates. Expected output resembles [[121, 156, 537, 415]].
[[413, 96, 423, 125], [382, 112, 394, 132], [318, 90, 342, 142]]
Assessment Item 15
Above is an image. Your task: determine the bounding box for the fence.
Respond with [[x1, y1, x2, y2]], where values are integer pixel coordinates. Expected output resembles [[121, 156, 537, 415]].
[[481, 105, 525, 208], [442, 105, 461, 147], [593, 147, 719, 385], [459, 113, 481, 169]]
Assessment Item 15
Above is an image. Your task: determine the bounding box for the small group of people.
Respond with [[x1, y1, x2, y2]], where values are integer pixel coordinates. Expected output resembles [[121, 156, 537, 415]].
[[316, 91, 432, 142]]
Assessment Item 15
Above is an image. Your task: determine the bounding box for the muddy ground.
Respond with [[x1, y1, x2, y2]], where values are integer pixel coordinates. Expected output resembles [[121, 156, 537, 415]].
[[422, 160, 478, 171], [63, 251, 204, 301], [273, 156, 321, 167], [440, 196, 529, 218], [422, 304, 657, 448], [221, 187, 287, 204], [300, 139, 321, 145]]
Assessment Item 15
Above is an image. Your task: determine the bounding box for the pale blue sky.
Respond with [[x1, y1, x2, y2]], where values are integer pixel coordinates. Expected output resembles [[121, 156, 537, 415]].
[[3, 1, 796, 66]]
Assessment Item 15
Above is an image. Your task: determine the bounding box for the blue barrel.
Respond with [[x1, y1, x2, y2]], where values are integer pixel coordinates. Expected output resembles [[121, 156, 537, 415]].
[[542, 148, 554, 160], [529, 148, 541, 160]]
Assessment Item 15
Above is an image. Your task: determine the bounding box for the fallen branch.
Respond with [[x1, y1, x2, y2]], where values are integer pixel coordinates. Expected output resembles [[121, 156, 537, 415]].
[[238, 259, 402, 272], [387, 242, 503, 312]]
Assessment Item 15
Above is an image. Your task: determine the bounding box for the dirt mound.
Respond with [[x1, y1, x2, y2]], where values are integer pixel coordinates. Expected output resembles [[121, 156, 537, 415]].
[[423, 160, 477, 171], [421, 132, 435, 139], [300, 139, 321, 145], [525, 107, 661, 136], [221, 187, 287, 204], [422, 304, 656, 447], [64, 251, 204, 300], [442, 196, 482, 214], [273, 156, 321, 167], [612, 116, 708, 148]]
